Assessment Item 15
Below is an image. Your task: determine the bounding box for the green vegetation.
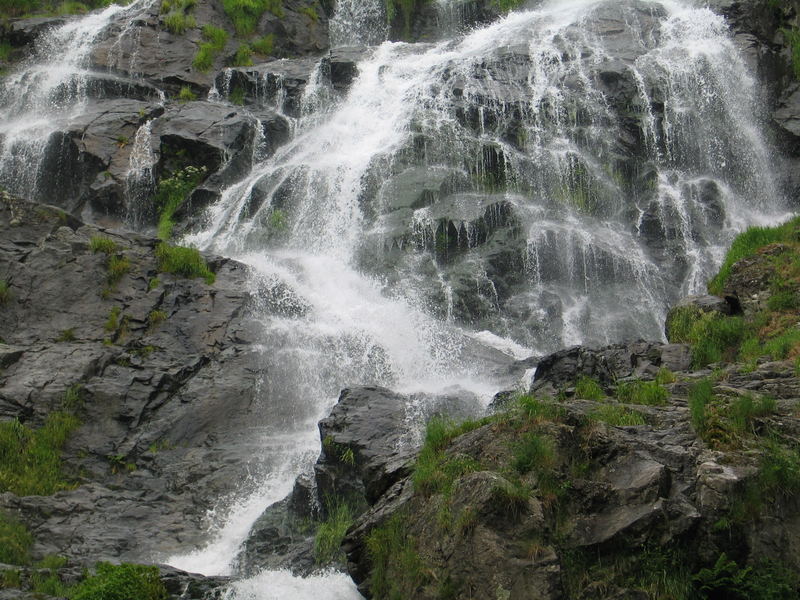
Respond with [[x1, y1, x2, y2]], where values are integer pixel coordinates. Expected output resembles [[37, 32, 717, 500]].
[[105, 305, 121, 332], [313, 499, 353, 566], [229, 86, 246, 105], [161, 0, 196, 35], [0, 409, 80, 496], [55, 328, 76, 342], [2, 568, 22, 587], [412, 416, 486, 497], [575, 376, 604, 400], [251, 34, 275, 56], [89, 235, 117, 254], [0, 42, 13, 62], [223, 0, 283, 36], [177, 86, 197, 102], [0, 512, 33, 565], [193, 25, 228, 73], [783, 27, 800, 83], [516, 394, 565, 423], [693, 553, 798, 600], [299, 5, 318, 21], [708, 216, 800, 295], [366, 512, 427, 600], [667, 306, 746, 368], [0, 0, 116, 18], [231, 44, 254, 67], [153, 165, 206, 240], [0, 279, 11, 304], [70, 563, 168, 600], [655, 367, 677, 384], [155, 243, 215, 284], [147, 310, 167, 329], [588, 404, 647, 426], [107, 256, 130, 287], [511, 432, 555, 475], [616, 379, 668, 406]]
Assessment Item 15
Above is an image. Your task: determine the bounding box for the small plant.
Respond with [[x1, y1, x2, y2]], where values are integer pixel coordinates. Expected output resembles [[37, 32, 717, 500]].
[[106, 255, 131, 289], [589, 404, 646, 427], [154, 165, 206, 240], [193, 25, 228, 72], [490, 478, 530, 517], [313, 499, 353, 565], [177, 86, 197, 102], [730, 394, 776, 436], [89, 236, 117, 254], [148, 278, 160, 291], [575, 376, 604, 400], [517, 394, 564, 423], [155, 243, 215, 284], [616, 379, 668, 406], [366, 512, 427, 600], [654, 367, 677, 385], [55, 328, 76, 342], [299, 5, 318, 21], [0, 512, 32, 565], [2, 568, 22, 587], [223, 0, 283, 36], [115, 135, 129, 148], [63, 384, 83, 412]]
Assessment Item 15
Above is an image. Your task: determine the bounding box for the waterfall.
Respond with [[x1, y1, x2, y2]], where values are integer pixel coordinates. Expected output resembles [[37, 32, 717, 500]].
[[125, 118, 157, 228], [169, 0, 787, 596], [0, 0, 156, 204]]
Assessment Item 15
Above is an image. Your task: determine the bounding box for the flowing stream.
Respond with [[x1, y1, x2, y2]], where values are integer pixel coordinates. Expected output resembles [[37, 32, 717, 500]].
[[0, 0, 790, 597]]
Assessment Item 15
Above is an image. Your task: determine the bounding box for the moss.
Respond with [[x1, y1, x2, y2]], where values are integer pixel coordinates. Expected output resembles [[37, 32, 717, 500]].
[[155, 243, 215, 284]]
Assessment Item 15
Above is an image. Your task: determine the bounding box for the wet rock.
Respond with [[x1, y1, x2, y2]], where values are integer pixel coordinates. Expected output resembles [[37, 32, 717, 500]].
[[0, 196, 273, 564]]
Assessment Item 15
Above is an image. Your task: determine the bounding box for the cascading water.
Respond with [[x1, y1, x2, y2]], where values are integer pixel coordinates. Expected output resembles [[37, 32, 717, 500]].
[[0, 0, 156, 204], [167, 0, 787, 596]]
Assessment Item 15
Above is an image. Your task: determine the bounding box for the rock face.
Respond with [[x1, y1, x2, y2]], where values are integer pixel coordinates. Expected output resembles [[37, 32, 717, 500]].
[[342, 358, 800, 600], [0, 194, 272, 568]]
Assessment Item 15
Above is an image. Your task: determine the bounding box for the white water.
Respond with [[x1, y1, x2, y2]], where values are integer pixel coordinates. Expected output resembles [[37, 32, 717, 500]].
[[168, 0, 788, 595], [0, 0, 790, 596], [0, 0, 157, 201]]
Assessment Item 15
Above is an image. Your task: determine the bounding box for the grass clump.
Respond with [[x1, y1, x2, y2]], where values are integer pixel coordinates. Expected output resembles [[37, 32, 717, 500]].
[[517, 394, 564, 423], [0, 410, 80, 496], [177, 86, 196, 102], [0, 280, 8, 304], [154, 165, 206, 240], [511, 433, 555, 475], [193, 25, 228, 73], [70, 563, 168, 600], [694, 553, 798, 600], [89, 235, 117, 254], [106, 256, 130, 287], [667, 306, 746, 368], [366, 512, 427, 600], [313, 499, 353, 566], [616, 379, 668, 406], [0, 512, 33, 565], [161, 0, 196, 34], [55, 328, 76, 342], [589, 404, 646, 426], [223, 0, 283, 36], [412, 416, 486, 497], [231, 44, 253, 67], [708, 216, 800, 295], [251, 34, 275, 56], [575, 376, 604, 400], [688, 378, 713, 438], [155, 243, 215, 284]]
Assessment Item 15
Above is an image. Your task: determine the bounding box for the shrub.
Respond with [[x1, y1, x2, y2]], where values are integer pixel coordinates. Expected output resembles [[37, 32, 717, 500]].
[[575, 376, 604, 400], [0, 512, 32, 565], [89, 236, 117, 254], [70, 563, 168, 600], [616, 380, 668, 406], [313, 499, 353, 565], [155, 243, 215, 284]]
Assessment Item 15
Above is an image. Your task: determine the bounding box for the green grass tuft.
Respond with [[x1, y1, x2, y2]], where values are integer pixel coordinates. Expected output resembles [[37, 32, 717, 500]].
[[616, 380, 668, 406], [589, 404, 646, 426], [511, 433, 555, 475], [177, 86, 197, 102], [0, 280, 8, 304], [688, 378, 713, 437], [251, 34, 274, 56], [313, 499, 353, 566], [89, 236, 117, 254], [154, 165, 206, 241], [223, 0, 283, 36], [155, 243, 215, 284], [575, 376, 604, 400], [366, 512, 427, 600], [70, 563, 168, 600], [193, 25, 228, 72]]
